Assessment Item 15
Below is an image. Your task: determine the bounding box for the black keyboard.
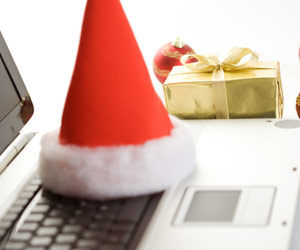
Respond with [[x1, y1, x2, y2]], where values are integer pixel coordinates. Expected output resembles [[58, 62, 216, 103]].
[[0, 175, 162, 250]]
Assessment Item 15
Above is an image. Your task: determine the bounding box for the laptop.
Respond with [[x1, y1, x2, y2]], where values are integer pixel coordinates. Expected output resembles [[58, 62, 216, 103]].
[[0, 31, 300, 250]]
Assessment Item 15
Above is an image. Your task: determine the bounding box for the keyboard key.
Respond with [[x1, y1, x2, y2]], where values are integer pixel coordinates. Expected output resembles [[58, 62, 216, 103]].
[[117, 196, 149, 223], [11, 232, 32, 241], [26, 214, 45, 223], [32, 205, 50, 213], [4, 241, 26, 249], [9, 206, 24, 214], [82, 230, 106, 239], [49, 245, 71, 250], [0, 221, 12, 229], [43, 218, 64, 226], [99, 205, 109, 211], [24, 185, 40, 193], [13, 198, 29, 206], [76, 239, 99, 248], [36, 227, 58, 236], [61, 225, 82, 234], [19, 223, 39, 232], [20, 192, 35, 199], [2, 213, 18, 222], [31, 178, 42, 186], [73, 210, 83, 216], [49, 209, 70, 217], [30, 236, 52, 246], [79, 200, 89, 207], [55, 234, 77, 244]]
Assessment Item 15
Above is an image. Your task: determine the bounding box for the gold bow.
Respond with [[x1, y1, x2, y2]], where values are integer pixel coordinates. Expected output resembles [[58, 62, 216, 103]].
[[180, 47, 260, 119]]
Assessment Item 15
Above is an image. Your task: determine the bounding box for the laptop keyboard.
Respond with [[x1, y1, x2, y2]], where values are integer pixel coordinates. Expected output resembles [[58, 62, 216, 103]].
[[0, 175, 162, 250]]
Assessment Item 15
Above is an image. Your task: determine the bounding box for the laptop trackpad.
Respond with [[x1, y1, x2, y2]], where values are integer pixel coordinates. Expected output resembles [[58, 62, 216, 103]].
[[174, 187, 275, 226]]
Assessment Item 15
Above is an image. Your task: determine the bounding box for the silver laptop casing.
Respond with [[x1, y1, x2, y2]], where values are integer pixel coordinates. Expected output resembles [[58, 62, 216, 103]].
[[137, 119, 300, 250]]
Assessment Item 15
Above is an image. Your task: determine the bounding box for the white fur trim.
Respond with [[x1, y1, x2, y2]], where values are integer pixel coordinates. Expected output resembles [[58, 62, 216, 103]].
[[39, 116, 196, 200]]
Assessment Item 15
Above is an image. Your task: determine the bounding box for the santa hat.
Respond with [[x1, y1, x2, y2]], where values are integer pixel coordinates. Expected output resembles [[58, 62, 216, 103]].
[[39, 0, 195, 200]]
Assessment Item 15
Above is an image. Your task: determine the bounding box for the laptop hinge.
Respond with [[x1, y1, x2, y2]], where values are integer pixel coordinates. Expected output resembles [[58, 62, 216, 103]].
[[0, 132, 35, 173]]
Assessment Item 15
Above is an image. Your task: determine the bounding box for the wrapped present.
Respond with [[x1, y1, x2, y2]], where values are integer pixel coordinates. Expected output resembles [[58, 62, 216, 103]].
[[163, 47, 284, 119]]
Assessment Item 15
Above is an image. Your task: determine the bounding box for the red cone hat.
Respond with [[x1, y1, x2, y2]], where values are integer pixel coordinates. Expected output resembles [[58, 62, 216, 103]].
[[39, 0, 195, 200]]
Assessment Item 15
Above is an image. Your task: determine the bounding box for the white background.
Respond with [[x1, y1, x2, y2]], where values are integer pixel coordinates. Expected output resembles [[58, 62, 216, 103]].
[[0, 0, 299, 132]]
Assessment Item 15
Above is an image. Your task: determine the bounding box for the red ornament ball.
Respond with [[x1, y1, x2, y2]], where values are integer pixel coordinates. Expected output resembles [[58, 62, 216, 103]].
[[296, 93, 300, 118], [153, 38, 196, 83]]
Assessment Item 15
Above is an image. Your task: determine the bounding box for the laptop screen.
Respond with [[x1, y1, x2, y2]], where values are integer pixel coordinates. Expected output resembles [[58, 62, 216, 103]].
[[0, 32, 33, 155], [0, 54, 21, 122]]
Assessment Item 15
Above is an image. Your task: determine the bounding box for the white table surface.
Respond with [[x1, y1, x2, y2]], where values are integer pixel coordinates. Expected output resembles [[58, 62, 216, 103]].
[[0, 0, 300, 249]]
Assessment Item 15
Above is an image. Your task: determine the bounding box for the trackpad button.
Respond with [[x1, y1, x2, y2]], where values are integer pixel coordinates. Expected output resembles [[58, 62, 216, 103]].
[[174, 187, 276, 226]]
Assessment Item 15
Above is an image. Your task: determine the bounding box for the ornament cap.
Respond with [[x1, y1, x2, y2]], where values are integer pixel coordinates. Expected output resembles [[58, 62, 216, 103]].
[[172, 37, 185, 48]]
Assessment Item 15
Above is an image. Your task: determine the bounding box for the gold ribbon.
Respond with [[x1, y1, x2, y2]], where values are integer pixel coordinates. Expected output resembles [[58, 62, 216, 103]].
[[180, 47, 261, 119]]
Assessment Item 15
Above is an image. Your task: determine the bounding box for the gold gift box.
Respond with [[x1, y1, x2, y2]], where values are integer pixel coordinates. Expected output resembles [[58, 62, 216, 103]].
[[163, 49, 283, 119]]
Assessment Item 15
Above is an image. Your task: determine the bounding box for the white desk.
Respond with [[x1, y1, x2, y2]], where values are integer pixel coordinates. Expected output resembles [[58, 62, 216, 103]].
[[0, 0, 300, 249]]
